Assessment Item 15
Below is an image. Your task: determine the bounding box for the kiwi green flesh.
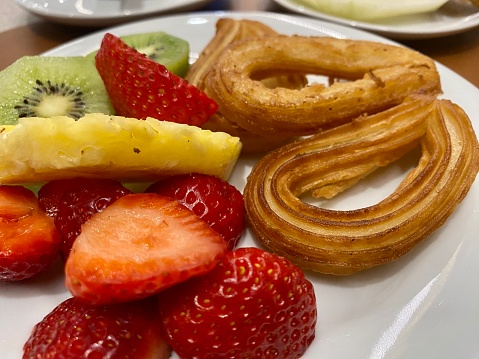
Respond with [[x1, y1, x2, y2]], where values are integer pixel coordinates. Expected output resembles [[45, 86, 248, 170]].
[[88, 31, 190, 78], [121, 32, 190, 78], [0, 56, 114, 126]]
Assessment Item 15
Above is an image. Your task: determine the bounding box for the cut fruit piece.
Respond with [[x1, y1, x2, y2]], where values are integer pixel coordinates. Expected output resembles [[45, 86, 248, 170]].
[[95, 33, 217, 126], [65, 193, 228, 304], [38, 178, 132, 260], [0, 56, 114, 125], [121, 31, 190, 78], [23, 296, 171, 359], [147, 173, 246, 249], [0, 113, 242, 185], [87, 31, 190, 77], [158, 247, 317, 358], [0, 185, 61, 281]]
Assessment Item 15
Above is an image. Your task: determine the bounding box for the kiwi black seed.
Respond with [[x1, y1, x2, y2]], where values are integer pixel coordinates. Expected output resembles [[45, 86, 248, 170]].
[[88, 31, 190, 78], [0, 56, 114, 126]]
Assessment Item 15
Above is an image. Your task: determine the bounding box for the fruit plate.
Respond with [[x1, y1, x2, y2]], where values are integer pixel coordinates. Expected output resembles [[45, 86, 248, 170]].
[[15, 0, 214, 27], [273, 0, 479, 39], [2, 11, 479, 359]]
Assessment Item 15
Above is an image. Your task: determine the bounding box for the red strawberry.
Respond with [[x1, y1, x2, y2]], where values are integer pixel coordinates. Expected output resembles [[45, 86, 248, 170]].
[[65, 193, 227, 305], [147, 173, 245, 249], [95, 33, 217, 126], [158, 247, 317, 358], [0, 185, 60, 281], [38, 178, 132, 260], [23, 296, 171, 359]]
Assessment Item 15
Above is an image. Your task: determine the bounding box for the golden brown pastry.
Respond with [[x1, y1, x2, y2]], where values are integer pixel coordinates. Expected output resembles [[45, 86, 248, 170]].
[[186, 18, 307, 153], [243, 96, 479, 275], [206, 35, 442, 137], [186, 18, 307, 93]]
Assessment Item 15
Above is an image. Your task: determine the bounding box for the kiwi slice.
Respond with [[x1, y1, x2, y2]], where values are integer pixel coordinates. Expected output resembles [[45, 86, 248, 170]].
[[0, 56, 114, 126], [88, 31, 190, 78]]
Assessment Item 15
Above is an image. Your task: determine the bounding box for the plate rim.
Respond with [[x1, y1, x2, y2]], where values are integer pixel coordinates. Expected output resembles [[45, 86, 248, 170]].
[[41, 10, 403, 57]]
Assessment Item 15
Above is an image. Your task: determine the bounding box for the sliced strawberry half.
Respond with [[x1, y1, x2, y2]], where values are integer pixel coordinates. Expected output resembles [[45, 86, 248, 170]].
[[0, 185, 60, 281], [23, 296, 171, 359], [65, 193, 227, 305], [95, 33, 217, 126], [38, 178, 132, 260]]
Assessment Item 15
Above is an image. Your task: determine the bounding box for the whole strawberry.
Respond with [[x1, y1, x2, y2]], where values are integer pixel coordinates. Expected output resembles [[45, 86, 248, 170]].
[[23, 296, 171, 359], [95, 33, 217, 126], [0, 185, 60, 281], [158, 247, 317, 358], [147, 173, 245, 249], [38, 178, 132, 260]]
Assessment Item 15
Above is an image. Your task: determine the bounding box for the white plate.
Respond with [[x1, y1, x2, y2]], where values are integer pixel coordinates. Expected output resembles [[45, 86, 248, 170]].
[[2, 11, 479, 359], [15, 0, 213, 27], [273, 0, 479, 39]]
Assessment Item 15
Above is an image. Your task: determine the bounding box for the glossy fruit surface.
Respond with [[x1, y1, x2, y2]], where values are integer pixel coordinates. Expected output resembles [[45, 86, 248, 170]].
[[159, 247, 317, 358], [65, 193, 227, 305], [0, 185, 60, 281], [38, 178, 132, 260], [147, 173, 245, 249], [95, 33, 217, 126], [23, 296, 171, 359]]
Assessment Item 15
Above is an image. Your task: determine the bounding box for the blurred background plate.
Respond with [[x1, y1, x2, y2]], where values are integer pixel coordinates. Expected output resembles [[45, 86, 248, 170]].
[[273, 0, 479, 39], [15, 0, 214, 27]]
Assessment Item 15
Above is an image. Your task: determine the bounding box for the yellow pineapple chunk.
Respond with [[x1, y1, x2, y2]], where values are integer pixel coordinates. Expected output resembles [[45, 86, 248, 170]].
[[0, 114, 242, 185]]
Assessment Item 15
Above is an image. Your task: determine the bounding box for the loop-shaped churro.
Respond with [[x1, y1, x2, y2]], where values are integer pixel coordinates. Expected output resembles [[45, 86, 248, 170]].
[[244, 96, 479, 275], [187, 19, 307, 153], [206, 35, 441, 137], [187, 18, 307, 91]]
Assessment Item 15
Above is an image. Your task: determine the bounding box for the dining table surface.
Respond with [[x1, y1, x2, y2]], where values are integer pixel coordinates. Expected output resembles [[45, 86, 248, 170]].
[[1, 0, 479, 90]]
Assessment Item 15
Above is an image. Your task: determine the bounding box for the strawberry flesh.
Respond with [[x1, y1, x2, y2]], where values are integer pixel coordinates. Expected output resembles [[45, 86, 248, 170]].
[[158, 247, 317, 358], [38, 178, 132, 260], [23, 296, 171, 359], [65, 193, 227, 305], [147, 173, 245, 249], [95, 33, 217, 126], [0, 185, 60, 281]]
